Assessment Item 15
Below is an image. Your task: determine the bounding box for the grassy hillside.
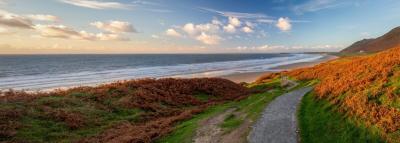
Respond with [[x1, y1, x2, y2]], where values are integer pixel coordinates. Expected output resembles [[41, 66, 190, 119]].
[[0, 78, 248, 142], [341, 26, 400, 54], [258, 46, 400, 142], [299, 92, 384, 143]]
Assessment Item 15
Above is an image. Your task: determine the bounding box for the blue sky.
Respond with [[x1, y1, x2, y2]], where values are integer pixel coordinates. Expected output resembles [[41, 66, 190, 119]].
[[0, 0, 399, 54]]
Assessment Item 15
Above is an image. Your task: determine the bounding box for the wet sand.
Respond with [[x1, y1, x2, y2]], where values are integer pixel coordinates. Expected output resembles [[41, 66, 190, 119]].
[[220, 55, 337, 83]]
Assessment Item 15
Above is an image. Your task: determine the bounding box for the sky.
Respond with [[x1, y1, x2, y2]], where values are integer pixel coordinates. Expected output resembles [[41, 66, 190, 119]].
[[0, 0, 399, 54]]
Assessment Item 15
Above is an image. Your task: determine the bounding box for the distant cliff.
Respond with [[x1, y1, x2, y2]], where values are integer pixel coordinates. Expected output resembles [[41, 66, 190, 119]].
[[341, 26, 400, 53]]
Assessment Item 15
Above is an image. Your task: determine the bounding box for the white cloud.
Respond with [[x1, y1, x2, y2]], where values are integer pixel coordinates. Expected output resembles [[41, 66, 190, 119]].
[[182, 22, 220, 36], [196, 32, 221, 45], [167, 18, 227, 45], [196, 23, 220, 33], [129, 0, 172, 13], [182, 23, 196, 35], [27, 14, 59, 22], [211, 18, 222, 25], [293, 0, 346, 14], [223, 24, 236, 33], [94, 33, 128, 41], [256, 19, 275, 24], [34, 24, 80, 39], [242, 26, 253, 33], [0, 10, 33, 29], [165, 28, 182, 37], [200, 7, 270, 19], [91, 21, 137, 33], [228, 17, 241, 27], [60, 0, 130, 10], [34, 24, 129, 41], [166, 16, 264, 45], [276, 17, 291, 32], [0, 10, 131, 41]]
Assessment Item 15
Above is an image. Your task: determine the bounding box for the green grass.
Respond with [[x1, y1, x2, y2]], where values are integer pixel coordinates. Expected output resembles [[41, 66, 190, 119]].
[[157, 79, 287, 143], [156, 103, 233, 143], [10, 94, 142, 143], [298, 92, 384, 143], [193, 93, 214, 102], [219, 114, 244, 132]]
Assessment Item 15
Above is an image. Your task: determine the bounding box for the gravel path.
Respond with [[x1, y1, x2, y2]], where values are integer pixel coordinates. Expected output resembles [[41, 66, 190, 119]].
[[248, 87, 313, 143]]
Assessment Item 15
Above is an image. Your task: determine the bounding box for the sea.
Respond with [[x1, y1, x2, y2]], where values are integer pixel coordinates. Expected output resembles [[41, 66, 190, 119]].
[[0, 54, 323, 91]]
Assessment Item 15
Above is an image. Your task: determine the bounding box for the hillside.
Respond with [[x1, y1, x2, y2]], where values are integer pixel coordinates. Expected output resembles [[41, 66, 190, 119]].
[[0, 78, 249, 142], [259, 46, 400, 142], [341, 26, 400, 53]]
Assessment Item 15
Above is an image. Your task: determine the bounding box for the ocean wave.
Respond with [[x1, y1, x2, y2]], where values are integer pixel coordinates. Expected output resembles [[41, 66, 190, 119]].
[[0, 54, 323, 91]]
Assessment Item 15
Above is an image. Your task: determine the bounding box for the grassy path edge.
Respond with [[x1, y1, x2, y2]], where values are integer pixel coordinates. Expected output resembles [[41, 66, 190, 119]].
[[298, 91, 384, 143]]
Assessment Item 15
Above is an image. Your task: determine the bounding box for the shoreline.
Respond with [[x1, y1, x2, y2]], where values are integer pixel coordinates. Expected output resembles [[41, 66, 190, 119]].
[[219, 54, 337, 83], [1, 54, 337, 93]]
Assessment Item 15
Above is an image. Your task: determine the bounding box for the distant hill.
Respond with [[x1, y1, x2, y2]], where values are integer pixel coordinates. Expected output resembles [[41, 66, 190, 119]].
[[341, 26, 400, 53]]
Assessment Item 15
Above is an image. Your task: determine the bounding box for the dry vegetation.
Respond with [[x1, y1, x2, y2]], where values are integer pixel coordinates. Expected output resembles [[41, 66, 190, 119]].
[[259, 46, 400, 141], [0, 78, 249, 143]]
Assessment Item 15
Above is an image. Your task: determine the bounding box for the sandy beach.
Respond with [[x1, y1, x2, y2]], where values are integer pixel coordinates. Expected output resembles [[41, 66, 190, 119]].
[[220, 54, 337, 83]]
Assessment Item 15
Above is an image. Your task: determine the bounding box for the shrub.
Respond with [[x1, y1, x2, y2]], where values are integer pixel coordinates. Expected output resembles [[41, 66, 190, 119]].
[[0, 78, 249, 142]]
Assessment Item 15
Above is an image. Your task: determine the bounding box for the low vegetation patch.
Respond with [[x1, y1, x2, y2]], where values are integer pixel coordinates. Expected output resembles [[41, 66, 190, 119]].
[[220, 114, 244, 132], [0, 78, 249, 143], [299, 92, 384, 143]]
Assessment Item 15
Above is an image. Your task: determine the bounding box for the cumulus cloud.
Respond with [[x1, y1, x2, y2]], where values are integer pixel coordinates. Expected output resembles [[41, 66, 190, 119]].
[[182, 23, 196, 35], [90, 21, 137, 33], [211, 18, 222, 26], [182, 22, 220, 36], [242, 22, 255, 33], [228, 17, 241, 27], [195, 23, 220, 33], [165, 28, 182, 37], [223, 24, 236, 33], [276, 17, 291, 32], [165, 16, 264, 45], [0, 10, 33, 29], [242, 26, 253, 33], [27, 14, 59, 22], [164, 18, 227, 45], [196, 32, 221, 45], [60, 0, 130, 10], [34, 24, 128, 41], [221, 17, 242, 33]]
